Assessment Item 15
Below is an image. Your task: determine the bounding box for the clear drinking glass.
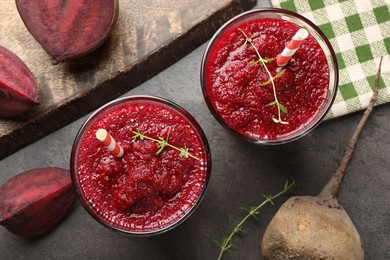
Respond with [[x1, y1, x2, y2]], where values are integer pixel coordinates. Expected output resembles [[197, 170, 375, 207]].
[[201, 8, 338, 144], [70, 95, 211, 236]]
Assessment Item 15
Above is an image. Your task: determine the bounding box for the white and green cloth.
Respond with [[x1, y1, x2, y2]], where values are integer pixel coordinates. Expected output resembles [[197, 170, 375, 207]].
[[271, 0, 390, 118]]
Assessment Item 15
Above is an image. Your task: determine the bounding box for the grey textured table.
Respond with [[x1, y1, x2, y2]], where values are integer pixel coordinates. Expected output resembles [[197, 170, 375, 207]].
[[1, 2, 389, 259]]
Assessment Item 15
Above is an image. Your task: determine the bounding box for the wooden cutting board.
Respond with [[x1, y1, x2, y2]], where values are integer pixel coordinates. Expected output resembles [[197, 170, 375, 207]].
[[0, 0, 256, 159]]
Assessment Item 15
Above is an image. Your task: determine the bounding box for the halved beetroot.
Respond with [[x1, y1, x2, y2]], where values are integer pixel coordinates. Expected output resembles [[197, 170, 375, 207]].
[[0, 45, 38, 117], [0, 167, 76, 237], [16, 0, 119, 64]]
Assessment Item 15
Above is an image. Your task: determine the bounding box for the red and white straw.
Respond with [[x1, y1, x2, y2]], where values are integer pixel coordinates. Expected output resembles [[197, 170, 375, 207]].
[[96, 129, 124, 157], [276, 28, 309, 67]]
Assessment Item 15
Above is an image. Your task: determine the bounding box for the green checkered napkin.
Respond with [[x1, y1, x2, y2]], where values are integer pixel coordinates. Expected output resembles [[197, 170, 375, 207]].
[[271, 0, 390, 118]]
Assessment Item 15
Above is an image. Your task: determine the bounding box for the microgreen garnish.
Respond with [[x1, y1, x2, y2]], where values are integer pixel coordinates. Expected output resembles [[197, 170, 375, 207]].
[[239, 28, 288, 124], [215, 179, 295, 260], [132, 129, 200, 160]]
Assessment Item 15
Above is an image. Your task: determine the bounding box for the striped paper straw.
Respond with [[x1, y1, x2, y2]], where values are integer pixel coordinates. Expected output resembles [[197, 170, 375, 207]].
[[96, 129, 124, 157], [276, 28, 309, 67]]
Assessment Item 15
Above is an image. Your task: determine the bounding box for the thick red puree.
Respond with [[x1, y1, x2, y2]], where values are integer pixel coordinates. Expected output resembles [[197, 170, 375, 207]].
[[205, 18, 329, 140], [77, 101, 208, 232]]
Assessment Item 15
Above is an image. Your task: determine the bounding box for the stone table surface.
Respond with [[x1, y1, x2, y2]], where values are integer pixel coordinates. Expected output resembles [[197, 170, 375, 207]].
[[1, 1, 389, 260]]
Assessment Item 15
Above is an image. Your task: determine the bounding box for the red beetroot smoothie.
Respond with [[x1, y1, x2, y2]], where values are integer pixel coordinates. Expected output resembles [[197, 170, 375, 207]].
[[204, 18, 329, 140], [72, 97, 210, 234]]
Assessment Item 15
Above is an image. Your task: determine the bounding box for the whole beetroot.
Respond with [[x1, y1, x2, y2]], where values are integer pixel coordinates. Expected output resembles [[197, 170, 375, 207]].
[[0, 167, 76, 237], [0, 45, 38, 117], [261, 57, 384, 259], [16, 0, 119, 64]]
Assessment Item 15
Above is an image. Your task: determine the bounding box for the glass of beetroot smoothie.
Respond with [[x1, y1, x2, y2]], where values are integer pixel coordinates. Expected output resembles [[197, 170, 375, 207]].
[[201, 8, 338, 144], [70, 95, 211, 236]]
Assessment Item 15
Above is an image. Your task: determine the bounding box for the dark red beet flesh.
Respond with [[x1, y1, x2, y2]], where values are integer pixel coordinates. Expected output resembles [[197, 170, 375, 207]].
[[0, 45, 38, 117], [0, 167, 76, 237], [15, 0, 119, 63]]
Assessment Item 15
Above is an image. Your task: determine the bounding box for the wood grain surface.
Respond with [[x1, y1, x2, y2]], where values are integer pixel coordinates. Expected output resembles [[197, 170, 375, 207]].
[[0, 0, 256, 159]]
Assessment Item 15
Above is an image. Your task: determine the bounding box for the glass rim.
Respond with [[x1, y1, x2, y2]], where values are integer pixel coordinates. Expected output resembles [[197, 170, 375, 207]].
[[200, 8, 339, 145], [70, 95, 212, 236]]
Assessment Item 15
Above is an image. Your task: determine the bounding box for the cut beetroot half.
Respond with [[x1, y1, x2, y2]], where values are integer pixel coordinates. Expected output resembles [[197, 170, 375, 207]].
[[0, 167, 76, 237], [16, 0, 119, 63], [0, 45, 38, 118]]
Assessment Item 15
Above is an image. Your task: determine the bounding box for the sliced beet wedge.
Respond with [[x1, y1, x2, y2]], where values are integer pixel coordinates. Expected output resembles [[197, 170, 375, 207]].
[[0, 45, 38, 118], [0, 167, 76, 237], [16, 0, 119, 63]]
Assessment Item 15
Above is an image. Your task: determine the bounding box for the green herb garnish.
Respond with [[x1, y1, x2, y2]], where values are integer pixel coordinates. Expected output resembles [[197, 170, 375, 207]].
[[259, 69, 286, 86], [216, 179, 295, 259], [239, 29, 288, 124], [249, 57, 275, 67], [132, 129, 200, 160]]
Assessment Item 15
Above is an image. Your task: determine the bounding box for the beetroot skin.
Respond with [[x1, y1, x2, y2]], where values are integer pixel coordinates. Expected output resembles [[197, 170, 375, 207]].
[[16, 0, 119, 63], [0, 45, 38, 117], [0, 167, 76, 237]]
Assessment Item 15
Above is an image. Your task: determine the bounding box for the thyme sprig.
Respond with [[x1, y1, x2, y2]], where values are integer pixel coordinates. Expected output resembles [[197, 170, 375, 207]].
[[132, 129, 200, 161], [259, 69, 286, 87], [249, 57, 275, 67], [216, 179, 295, 260], [239, 29, 288, 125]]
